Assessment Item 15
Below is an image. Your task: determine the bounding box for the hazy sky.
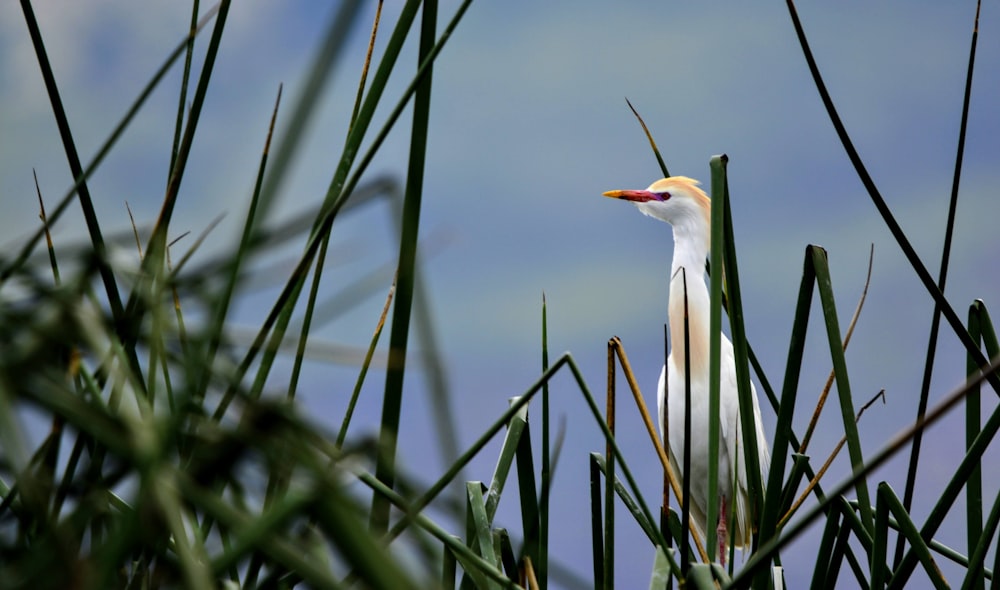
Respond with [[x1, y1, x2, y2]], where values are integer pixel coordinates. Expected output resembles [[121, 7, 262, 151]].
[[2, 2, 998, 587]]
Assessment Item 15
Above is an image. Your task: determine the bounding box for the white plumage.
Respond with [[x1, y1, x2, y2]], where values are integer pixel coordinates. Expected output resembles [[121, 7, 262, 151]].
[[604, 176, 770, 558]]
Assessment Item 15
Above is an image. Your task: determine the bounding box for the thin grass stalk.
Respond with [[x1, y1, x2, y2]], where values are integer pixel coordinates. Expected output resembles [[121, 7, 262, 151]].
[[965, 302, 986, 589], [784, 0, 1000, 394], [444, 541, 458, 590], [1, 9, 215, 284], [705, 158, 725, 565], [756, 245, 818, 568], [337, 274, 397, 448], [371, 0, 438, 534], [238, 0, 363, 238], [141, 0, 232, 268], [590, 453, 606, 588], [18, 0, 125, 328], [513, 417, 541, 568], [680, 268, 694, 572], [286, 233, 327, 401], [169, 0, 201, 176], [733, 354, 1000, 586], [799, 245, 873, 454], [716, 156, 768, 553], [195, 85, 282, 397], [604, 337, 616, 588], [626, 98, 670, 178], [827, 515, 854, 588], [896, 0, 982, 568], [872, 485, 892, 588], [34, 171, 61, 284], [809, 503, 842, 588], [539, 293, 550, 589], [350, 1, 384, 130], [810, 247, 873, 530]]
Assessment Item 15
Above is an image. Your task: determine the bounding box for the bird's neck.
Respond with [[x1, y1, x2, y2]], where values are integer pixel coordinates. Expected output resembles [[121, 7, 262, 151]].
[[668, 229, 711, 378]]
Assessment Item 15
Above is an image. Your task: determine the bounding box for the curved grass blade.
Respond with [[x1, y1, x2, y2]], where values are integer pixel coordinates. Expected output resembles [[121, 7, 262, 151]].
[[626, 98, 670, 178], [896, 0, 983, 567], [371, 0, 439, 534], [783, 0, 1000, 395]]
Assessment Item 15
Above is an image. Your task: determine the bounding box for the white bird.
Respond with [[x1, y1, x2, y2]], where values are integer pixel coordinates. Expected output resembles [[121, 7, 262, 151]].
[[603, 176, 770, 562]]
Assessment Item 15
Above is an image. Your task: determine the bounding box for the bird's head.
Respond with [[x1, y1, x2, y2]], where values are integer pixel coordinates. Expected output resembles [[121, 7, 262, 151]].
[[603, 176, 711, 233]]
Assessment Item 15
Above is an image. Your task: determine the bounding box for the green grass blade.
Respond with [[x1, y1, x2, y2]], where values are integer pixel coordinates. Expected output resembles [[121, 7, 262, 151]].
[[196, 85, 282, 399], [783, 0, 1000, 396], [372, 0, 438, 533], [810, 247, 873, 531], [705, 156, 725, 565], [965, 301, 986, 589], [896, 0, 983, 568], [514, 410, 540, 571], [466, 482, 501, 589], [337, 275, 397, 448], [626, 98, 670, 178], [756, 245, 817, 559], [809, 501, 841, 588], [872, 484, 892, 588], [590, 453, 606, 588], [444, 540, 458, 590], [604, 339, 616, 588], [715, 156, 768, 558], [880, 484, 949, 590], [146, 0, 231, 247], [19, 1, 124, 326], [539, 293, 551, 589], [168, 0, 201, 176], [486, 399, 529, 521]]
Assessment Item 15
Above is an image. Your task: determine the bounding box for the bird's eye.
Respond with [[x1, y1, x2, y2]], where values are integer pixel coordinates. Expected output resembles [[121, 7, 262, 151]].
[[656, 192, 670, 201]]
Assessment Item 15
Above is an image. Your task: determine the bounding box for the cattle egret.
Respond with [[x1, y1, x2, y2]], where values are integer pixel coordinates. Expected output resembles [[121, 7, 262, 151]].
[[603, 176, 770, 562]]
